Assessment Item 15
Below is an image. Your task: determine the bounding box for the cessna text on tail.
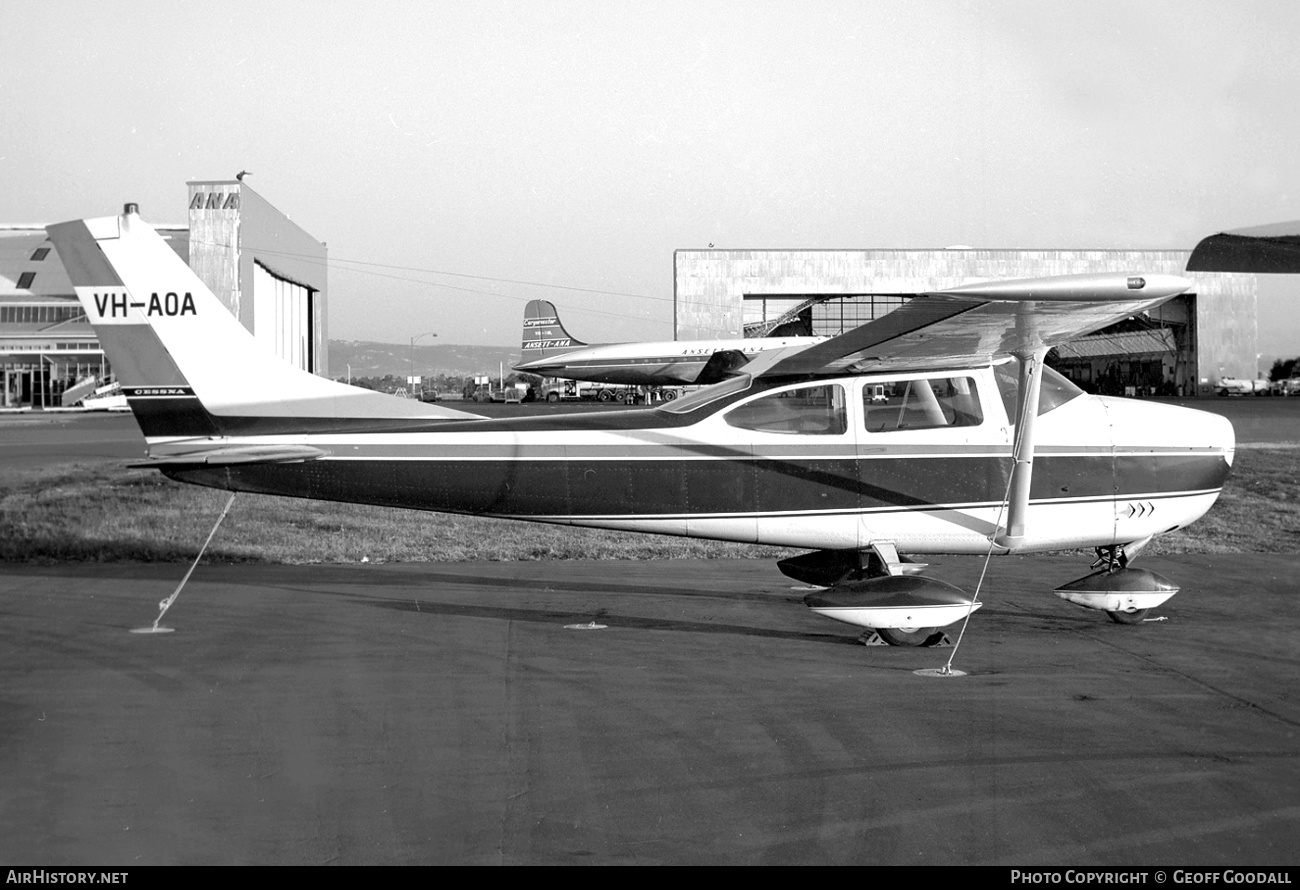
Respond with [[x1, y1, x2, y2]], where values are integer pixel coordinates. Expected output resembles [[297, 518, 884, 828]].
[[47, 206, 1234, 646], [514, 299, 827, 387]]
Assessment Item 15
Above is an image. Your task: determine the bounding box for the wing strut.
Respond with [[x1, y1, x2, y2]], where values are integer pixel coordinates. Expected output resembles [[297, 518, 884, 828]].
[[996, 347, 1047, 549], [926, 347, 1046, 677]]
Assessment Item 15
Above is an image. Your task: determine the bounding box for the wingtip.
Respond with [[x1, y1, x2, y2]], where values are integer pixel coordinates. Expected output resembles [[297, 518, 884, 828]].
[[936, 272, 1191, 302]]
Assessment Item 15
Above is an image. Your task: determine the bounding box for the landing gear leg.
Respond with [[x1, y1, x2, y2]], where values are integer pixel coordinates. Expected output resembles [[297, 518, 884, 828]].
[[1092, 544, 1129, 571]]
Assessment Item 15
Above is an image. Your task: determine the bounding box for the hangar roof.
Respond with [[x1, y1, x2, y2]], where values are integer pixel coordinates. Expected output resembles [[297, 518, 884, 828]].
[[0, 226, 186, 299]]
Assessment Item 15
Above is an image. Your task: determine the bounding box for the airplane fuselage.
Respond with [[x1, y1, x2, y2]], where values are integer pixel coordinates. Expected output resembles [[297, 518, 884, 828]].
[[515, 336, 827, 386], [163, 365, 1234, 556]]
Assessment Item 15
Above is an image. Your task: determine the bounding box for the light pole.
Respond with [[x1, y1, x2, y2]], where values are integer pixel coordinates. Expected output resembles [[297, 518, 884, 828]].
[[410, 331, 437, 397]]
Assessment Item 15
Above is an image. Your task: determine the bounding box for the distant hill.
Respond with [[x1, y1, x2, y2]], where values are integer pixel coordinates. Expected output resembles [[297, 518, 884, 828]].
[[328, 341, 521, 380]]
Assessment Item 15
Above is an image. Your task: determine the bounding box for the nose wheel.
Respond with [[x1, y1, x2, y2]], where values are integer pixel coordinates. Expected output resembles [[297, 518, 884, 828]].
[[1106, 608, 1149, 625], [1057, 545, 1177, 625], [874, 626, 946, 647]]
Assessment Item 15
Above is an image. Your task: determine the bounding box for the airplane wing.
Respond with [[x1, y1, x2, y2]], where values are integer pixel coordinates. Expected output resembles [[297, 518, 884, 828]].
[[1186, 221, 1300, 273], [742, 272, 1191, 378]]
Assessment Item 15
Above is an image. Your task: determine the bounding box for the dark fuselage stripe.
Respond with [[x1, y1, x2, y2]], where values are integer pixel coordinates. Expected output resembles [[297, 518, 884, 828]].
[[513, 489, 1223, 522], [316, 444, 1218, 460], [167, 452, 1231, 519]]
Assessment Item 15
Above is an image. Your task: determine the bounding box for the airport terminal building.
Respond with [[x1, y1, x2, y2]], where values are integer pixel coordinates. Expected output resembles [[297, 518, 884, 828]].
[[0, 181, 328, 408], [674, 249, 1258, 397]]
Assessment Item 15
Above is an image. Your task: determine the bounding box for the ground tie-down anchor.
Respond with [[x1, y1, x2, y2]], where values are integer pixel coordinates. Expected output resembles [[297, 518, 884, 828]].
[[914, 663, 967, 678], [131, 493, 237, 634]]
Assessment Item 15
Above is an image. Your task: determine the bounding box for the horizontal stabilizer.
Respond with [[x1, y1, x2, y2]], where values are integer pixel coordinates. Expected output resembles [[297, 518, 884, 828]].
[[129, 444, 327, 467]]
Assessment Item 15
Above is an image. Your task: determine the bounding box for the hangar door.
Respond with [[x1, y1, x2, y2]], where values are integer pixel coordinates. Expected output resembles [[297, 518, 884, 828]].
[[743, 294, 912, 337], [252, 261, 315, 372]]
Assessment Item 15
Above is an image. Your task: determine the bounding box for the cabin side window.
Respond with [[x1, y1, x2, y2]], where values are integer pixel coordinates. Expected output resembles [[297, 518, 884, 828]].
[[724, 384, 847, 435], [862, 376, 983, 433]]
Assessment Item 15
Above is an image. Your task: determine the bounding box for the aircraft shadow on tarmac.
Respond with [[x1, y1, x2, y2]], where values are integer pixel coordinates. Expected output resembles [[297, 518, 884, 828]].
[[371, 596, 878, 646], [34, 559, 1169, 650], [268, 579, 866, 647], [237, 564, 1101, 652]]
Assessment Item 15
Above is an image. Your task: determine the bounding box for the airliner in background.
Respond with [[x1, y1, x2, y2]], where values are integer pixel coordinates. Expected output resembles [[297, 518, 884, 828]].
[[513, 299, 826, 390]]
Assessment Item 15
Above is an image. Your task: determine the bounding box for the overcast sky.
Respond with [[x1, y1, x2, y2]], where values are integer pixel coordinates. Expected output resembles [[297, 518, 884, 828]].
[[3, 1, 1297, 357]]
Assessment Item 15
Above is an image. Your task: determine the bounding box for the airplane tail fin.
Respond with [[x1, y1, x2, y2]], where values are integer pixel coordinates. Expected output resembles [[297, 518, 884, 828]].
[[520, 299, 586, 362], [46, 206, 482, 445]]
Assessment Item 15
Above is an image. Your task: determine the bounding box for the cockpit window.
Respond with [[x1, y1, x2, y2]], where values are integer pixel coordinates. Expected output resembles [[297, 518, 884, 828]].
[[994, 360, 1085, 420], [659, 374, 753, 414], [724, 383, 847, 435], [862, 376, 983, 433]]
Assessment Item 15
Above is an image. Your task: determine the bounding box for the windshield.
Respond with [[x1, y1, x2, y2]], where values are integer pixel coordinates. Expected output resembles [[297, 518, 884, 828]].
[[994, 360, 1085, 420]]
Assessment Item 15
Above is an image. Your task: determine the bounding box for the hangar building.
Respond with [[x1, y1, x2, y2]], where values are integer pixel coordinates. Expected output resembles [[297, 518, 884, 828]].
[[674, 249, 1257, 397], [0, 181, 328, 408]]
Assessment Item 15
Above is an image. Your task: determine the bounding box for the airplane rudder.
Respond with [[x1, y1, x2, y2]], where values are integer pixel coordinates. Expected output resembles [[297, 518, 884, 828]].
[[47, 213, 224, 438]]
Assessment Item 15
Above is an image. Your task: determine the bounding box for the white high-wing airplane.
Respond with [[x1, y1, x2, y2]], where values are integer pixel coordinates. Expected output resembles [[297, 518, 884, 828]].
[[47, 206, 1235, 646], [513, 299, 826, 388]]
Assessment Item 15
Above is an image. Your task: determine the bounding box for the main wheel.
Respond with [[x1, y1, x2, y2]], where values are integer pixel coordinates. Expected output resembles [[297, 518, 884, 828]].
[[876, 626, 944, 647], [597, 390, 612, 402], [1106, 608, 1149, 625], [547, 392, 560, 403]]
